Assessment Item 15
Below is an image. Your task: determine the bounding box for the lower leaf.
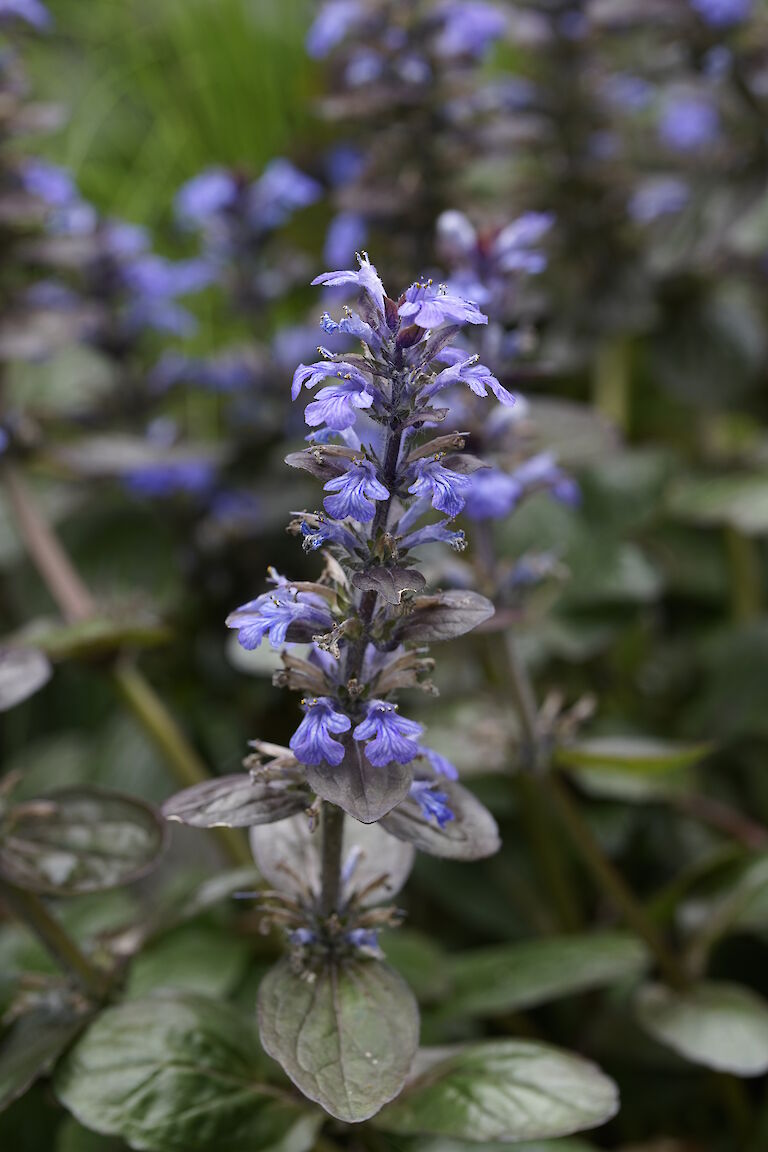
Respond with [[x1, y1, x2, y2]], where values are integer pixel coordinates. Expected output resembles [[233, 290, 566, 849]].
[[258, 956, 419, 1123], [373, 1040, 619, 1142]]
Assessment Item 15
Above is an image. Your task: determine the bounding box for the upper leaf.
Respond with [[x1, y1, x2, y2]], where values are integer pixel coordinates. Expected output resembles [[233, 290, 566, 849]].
[[374, 1040, 618, 1142], [162, 774, 310, 829], [305, 738, 413, 823], [258, 956, 419, 1123], [381, 779, 500, 860], [0, 787, 166, 896], [54, 993, 321, 1152], [352, 566, 426, 605], [393, 591, 495, 644]]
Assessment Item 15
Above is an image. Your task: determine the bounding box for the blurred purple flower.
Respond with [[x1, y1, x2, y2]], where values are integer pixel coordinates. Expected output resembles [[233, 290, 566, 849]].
[[409, 780, 455, 827], [306, 0, 363, 58], [434, 1, 506, 59], [324, 211, 368, 269], [629, 176, 690, 223], [175, 168, 237, 227], [659, 95, 719, 151], [0, 0, 51, 29], [690, 0, 752, 26], [248, 159, 321, 230]]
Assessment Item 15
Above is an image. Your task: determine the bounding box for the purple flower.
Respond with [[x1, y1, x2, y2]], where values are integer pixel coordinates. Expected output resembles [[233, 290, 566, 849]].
[[20, 160, 76, 206], [428, 348, 515, 406], [123, 460, 215, 498], [290, 697, 351, 766], [306, 0, 363, 58], [346, 927, 380, 951], [436, 210, 478, 262], [248, 159, 321, 231], [399, 282, 487, 329], [493, 212, 554, 274], [176, 168, 237, 226], [409, 780, 455, 828], [400, 519, 466, 551], [324, 212, 368, 269], [123, 255, 214, 299], [321, 309, 381, 351], [408, 456, 471, 519], [601, 73, 653, 112], [299, 514, 361, 554], [291, 359, 371, 401], [419, 746, 459, 780], [463, 468, 521, 521], [226, 583, 334, 649], [323, 459, 389, 521], [103, 220, 149, 259], [312, 252, 387, 318], [0, 0, 51, 29], [353, 700, 423, 766], [345, 50, 384, 87], [434, 2, 506, 59], [659, 95, 719, 151], [325, 145, 365, 188], [305, 380, 374, 431], [690, 0, 752, 26], [628, 177, 690, 223]]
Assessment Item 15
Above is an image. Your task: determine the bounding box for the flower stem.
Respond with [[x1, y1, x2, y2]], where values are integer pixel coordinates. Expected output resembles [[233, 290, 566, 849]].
[[320, 801, 345, 916], [3, 461, 250, 867], [503, 630, 686, 987], [725, 526, 762, 623], [0, 877, 109, 999]]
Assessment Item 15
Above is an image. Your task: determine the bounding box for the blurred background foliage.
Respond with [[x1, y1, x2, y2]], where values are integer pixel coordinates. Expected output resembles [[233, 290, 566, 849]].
[[3, 0, 768, 1149]]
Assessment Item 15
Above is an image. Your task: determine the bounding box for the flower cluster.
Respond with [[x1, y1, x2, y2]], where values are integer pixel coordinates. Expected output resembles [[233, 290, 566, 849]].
[[207, 253, 503, 953]]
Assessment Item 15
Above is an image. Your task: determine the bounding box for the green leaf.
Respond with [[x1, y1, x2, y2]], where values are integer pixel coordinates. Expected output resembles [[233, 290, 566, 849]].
[[0, 646, 51, 712], [667, 472, 768, 535], [125, 925, 250, 999], [0, 788, 166, 896], [54, 994, 321, 1152], [412, 1140, 597, 1152], [379, 930, 451, 1004], [258, 957, 419, 1123], [445, 932, 649, 1018], [375, 1041, 618, 1141], [554, 736, 711, 775], [636, 981, 768, 1076], [0, 999, 89, 1111]]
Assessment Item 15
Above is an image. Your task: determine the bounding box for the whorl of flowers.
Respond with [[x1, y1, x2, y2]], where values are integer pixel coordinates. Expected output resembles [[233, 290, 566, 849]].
[[166, 253, 502, 963]]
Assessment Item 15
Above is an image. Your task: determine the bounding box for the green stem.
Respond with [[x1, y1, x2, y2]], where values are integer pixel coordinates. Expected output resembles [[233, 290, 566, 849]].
[[320, 802, 345, 916], [0, 878, 109, 998], [502, 630, 686, 987], [112, 660, 253, 867], [515, 773, 582, 931], [547, 774, 685, 988], [593, 336, 631, 435], [3, 460, 251, 868], [725, 526, 762, 623]]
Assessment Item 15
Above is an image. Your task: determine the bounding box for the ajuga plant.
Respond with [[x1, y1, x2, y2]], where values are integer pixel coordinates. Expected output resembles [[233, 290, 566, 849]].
[[308, 0, 509, 280], [162, 252, 619, 1135]]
